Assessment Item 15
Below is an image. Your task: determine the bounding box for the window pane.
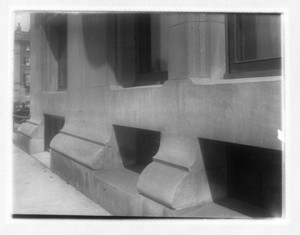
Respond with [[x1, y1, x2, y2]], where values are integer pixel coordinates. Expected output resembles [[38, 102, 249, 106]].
[[236, 14, 281, 61]]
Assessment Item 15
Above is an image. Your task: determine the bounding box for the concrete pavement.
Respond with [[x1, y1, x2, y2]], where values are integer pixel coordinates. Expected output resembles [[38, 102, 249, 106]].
[[13, 144, 111, 216], [12, 142, 268, 218]]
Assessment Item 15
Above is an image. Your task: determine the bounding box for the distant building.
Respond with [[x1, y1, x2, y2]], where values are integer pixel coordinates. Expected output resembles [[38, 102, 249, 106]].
[[14, 23, 30, 103]]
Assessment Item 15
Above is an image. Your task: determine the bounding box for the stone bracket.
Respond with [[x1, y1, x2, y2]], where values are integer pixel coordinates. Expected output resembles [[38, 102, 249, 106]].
[[50, 123, 122, 171], [137, 133, 212, 210], [16, 116, 44, 154]]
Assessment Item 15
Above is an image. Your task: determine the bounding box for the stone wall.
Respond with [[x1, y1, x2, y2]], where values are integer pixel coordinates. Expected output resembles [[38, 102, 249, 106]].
[[16, 13, 282, 216]]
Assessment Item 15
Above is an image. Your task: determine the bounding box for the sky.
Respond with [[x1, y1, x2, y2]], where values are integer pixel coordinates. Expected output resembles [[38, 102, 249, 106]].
[[14, 12, 30, 32]]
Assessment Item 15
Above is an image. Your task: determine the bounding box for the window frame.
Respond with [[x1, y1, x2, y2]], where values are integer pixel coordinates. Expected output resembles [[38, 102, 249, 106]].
[[225, 14, 282, 79]]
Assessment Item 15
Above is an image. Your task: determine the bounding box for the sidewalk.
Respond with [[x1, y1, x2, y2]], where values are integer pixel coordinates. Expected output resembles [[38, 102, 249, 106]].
[[12, 143, 267, 218], [13, 144, 111, 216]]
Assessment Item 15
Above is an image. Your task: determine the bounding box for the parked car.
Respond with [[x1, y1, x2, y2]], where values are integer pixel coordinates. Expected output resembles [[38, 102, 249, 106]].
[[13, 101, 30, 123]]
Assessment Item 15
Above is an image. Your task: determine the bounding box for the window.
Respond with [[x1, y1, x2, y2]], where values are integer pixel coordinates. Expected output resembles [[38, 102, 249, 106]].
[[44, 114, 65, 151], [116, 13, 168, 88], [133, 14, 168, 86], [24, 57, 30, 66], [25, 86, 30, 96], [24, 73, 30, 86], [227, 143, 282, 216], [45, 14, 67, 91], [135, 14, 151, 75], [113, 125, 160, 173], [226, 14, 281, 78]]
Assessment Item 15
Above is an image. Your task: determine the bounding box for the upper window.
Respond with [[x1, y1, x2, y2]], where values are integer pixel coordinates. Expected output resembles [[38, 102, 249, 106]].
[[133, 14, 168, 86], [227, 14, 281, 78], [115, 13, 168, 88], [45, 14, 67, 91]]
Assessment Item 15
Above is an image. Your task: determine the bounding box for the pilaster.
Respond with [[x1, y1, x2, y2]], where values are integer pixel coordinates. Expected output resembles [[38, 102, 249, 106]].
[[168, 13, 226, 81]]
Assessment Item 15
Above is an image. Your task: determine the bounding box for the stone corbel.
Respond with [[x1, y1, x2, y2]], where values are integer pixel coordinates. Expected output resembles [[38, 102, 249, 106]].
[[16, 115, 44, 154], [50, 120, 122, 171], [137, 133, 212, 212]]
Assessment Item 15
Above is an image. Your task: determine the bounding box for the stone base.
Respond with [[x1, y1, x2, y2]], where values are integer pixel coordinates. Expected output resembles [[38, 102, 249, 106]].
[[93, 169, 140, 216], [51, 150, 218, 217], [136, 193, 208, 217], [17, 133, 44, 155], [51, 150, 139, 216], [15, 118, 44, 155], [50, 150, 270, 217]]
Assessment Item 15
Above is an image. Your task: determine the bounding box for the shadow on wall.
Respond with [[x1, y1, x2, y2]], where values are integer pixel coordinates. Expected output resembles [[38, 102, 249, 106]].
[[82, 14, 168, 88], [44, 15, 67, 63], [82, 14, 107, 68]]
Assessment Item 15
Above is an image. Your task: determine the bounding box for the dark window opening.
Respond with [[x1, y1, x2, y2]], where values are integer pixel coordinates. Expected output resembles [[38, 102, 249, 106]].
[[226, 14, 281, 78], [115, 13, 168, 88], [44, 114, 65, 152], [135, 14, 152, 75], [133, 14, 168, 87], [227, 143, 282, 217], [199, 138, 282, 217], [45, 14, 67, 91], [113, 125, 160, 173]]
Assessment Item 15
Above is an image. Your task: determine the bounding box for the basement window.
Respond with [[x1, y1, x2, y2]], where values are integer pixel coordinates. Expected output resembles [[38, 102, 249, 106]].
[[199, 138, 282, 217], [113, 125, 161, 173], [227, 143, 282, 217], [44, 114, 65, 152]]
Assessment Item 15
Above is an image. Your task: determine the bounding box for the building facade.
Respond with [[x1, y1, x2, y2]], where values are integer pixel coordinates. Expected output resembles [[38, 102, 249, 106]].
[[14, 23, 30, 103], [16, 13, 282, 217]]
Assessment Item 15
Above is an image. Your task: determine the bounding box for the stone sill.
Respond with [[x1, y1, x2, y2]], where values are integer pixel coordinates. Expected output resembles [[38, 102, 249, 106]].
[[189, 76, 282, 85], [111, 77, 281, 90], [41, 91, 67, 94], [110, 84, 163, 90]]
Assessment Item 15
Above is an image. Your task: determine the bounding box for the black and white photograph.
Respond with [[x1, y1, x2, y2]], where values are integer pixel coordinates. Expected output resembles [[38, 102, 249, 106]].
[[2, 0, 300, 234], [12, 11, 283, 218]]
